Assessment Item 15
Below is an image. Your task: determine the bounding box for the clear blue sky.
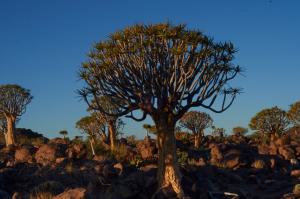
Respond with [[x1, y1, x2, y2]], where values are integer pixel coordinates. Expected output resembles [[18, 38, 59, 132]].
[[0, 0, 299, 139]]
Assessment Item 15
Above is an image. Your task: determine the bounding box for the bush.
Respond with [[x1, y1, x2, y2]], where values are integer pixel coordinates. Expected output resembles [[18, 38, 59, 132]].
[[176, 149, 189, 166]]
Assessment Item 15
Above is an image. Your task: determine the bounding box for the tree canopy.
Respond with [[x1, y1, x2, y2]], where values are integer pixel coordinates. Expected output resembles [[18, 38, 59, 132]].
[[179, 111, 213, 134], [79, 23, 241, 122], [0, 84, 33, 118], [249, 106, 290, 137], [288, 101, 300, 126], [232, 126, 248, 136]]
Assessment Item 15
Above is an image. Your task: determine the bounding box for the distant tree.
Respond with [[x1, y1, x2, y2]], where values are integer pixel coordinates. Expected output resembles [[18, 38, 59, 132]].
[[59, 130, 68, 139], [79, 23, 241, 196], [76, 114, 107, 155], [179, 111, 213, 148], [288, 101, 300, 127], [143, 124, 157, 136], [232, 126, 248, 136], [0, 84, 33, 146], [211, 126, 225, 138], [0, 114, 7, 135], [249, 106, 290, 141], [87, 96, 125, 151]]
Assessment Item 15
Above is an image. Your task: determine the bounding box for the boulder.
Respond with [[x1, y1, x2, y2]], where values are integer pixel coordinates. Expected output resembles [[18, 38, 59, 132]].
[[35, 144, 66, 166], [136, 137, 157, 160], [14, 146, 34, 163], [291, 170, 300, 177], [102, 164, 118, 179], [53, 188, 86, 199], [278, 146, 295, 160], [223, 149, 241, 169], [66, 143, 87, 159]]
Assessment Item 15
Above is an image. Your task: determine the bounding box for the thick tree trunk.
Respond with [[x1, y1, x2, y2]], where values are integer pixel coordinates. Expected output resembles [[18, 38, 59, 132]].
[[155, 115, 184, 198], [108, 121, 116, 151], [6, 116, 16, 146]]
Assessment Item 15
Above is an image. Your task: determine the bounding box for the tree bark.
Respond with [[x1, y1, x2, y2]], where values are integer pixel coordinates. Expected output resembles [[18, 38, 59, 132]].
[[195, 129, 205, 149], [108, 121, 116, 151], [89, 137, 95, 156], [5, 116, 16, 146], [155, 115, 184, 198]]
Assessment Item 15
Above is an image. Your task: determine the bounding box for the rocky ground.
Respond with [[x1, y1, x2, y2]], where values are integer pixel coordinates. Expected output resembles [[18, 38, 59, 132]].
[[1, 128, 300, 199]]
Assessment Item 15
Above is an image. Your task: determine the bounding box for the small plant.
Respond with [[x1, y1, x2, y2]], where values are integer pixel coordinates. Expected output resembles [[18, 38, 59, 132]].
[[176, 149, 189, 166], [252, 159, 265, 169], [65, 162, 74, 173], [112, 143, 128, 161], [130, 155, 143, 167]]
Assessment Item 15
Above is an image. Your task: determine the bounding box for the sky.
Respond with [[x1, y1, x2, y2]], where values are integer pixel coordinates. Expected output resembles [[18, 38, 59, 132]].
[[0, 0, 299, 139]]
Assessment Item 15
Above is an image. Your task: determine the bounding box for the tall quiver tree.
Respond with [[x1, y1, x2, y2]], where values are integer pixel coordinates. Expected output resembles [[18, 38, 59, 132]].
[[288, 101, 300, 127], [179, 111, 213, 148], [0, 84, 33, 146], [79, 23, 241, 196]]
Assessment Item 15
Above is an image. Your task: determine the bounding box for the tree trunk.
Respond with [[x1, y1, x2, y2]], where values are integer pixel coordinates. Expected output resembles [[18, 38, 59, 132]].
[[89, 137, 95, 156], [6, 116, 16, 146], [155, 115, 184, 198], [108, 121, 116, 151], [194, 133, 200, 149]]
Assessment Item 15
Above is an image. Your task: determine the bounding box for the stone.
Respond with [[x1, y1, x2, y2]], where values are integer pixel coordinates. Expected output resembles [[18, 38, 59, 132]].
[[136, 137, 157, 160], [35, 144, 65, 166], [53, 188, 86, 199], [15, 147, 33, 163], [291, 170, 300, 177]]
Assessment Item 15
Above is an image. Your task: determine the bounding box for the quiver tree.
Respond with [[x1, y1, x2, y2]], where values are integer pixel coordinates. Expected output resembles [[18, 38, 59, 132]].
[[143, 124, 157, 136], [179, 111, 213, 148], [0, 84, 33, 146], [87, 96, 125, 151], [212, 127, 225, 138], [288, 101, 300, 127], [232, 126, 248, 137], [249, 106, 290, 141], [0, 114, 7, 143], [76, 114, 107, 155], [79, 23, 241, 196], [59, 130, 68, 139]]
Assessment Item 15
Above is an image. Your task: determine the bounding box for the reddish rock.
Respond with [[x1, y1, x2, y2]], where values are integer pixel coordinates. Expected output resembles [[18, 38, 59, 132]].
[[35, 144, 65, 166], [66, 143, 87, 159], [15, 147, 33, 163], [291, 169, 300, 177], [53, 188, 86, 199], [136, 137, 157, 160], [278, 146, 295, 160]]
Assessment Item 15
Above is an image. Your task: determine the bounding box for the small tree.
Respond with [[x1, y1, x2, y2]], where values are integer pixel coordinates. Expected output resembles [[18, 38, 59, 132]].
[[59, 130, 68, 139], [288, 101, 300, 127], [249, 106, 290, 141], [232, 126, 248, 136], [212, 127, 225, 138], [143, 124, 157, 136], [179, 111, 213, 148], [79, 23, 241, 196], [87, 96, 125, 151], [76, 114, 106, 155], [0, 84, 33, 146]]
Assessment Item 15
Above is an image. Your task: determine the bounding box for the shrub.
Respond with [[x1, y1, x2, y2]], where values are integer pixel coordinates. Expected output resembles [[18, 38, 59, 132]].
[[176, 149, 189, 166]]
